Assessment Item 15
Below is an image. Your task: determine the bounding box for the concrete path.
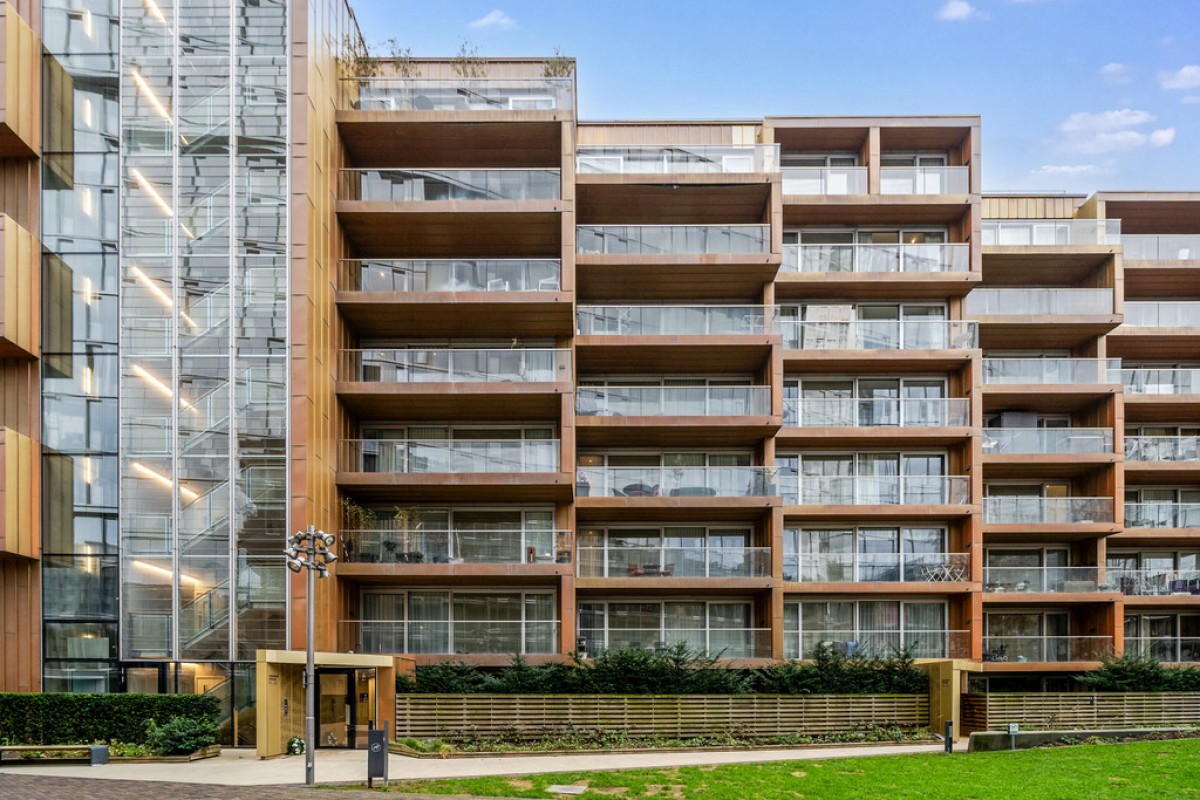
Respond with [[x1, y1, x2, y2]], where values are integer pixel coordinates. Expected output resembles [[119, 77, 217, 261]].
[[0, 741, 945, 787]]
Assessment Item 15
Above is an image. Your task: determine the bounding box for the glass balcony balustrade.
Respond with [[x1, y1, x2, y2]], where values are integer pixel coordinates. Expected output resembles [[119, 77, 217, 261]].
[[341, 349, 570, 384], [984, 497, 1114, 525], [1125, 436, 1200, 462], [576, 144, 779, 174], [786, 630, 970, 660], [576, 547, 771, 579], [576, 467, 777, 498], [965, 288, 1114, 316], [982, 428, 1114, 455], [1124, 503, 1200, 529], [342, 439, 560, 473], [980, 219, 1121, 246], [783, 397, 969, 428], [342, 619, 559, 655], [781, 167, 867, 195], [343, 259, 561, 292], [576, 225, 770, 255], [341, 529, 572, 565], [879, 166, 969, 195], [1124, 637, 1200, 662], [782, 243, 969, 274], [983, 636, 1112, 663], [577, 386, 771, 417], [577, 627, 772, 659], [984, 359, 1120, 385], [779, 475, 970, 506], [1123, 302, 1200, 327], [779, 319, 978, 350], [340, 168, 560, 202], [344, 77, 574, 111], [983, 566, 1100, 593], [1122, 234, 1200, 261], [1106, 569, 1200, 597], [784, 553, 970, 583], [1121, 368, 1200, 395], [577, 306, 770, 336]]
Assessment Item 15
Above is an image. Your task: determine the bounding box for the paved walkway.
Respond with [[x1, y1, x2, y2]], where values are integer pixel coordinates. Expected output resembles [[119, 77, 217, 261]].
[[0, 741, 945, 787]]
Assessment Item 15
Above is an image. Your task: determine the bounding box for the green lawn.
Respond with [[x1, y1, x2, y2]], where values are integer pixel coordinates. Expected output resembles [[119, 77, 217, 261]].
[[381, 738, 1200, 799]]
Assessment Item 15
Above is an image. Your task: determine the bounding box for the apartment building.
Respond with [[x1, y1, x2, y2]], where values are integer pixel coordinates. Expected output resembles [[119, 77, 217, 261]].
[[0, 0, 1197, 747]]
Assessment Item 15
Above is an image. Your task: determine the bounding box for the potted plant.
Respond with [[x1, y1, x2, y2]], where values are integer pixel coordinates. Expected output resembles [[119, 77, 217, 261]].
[[576, 472, 590, 497]]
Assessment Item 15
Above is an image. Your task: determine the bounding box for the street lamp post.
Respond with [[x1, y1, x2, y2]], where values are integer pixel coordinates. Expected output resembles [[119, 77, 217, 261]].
[[285, 525, 337, 786]]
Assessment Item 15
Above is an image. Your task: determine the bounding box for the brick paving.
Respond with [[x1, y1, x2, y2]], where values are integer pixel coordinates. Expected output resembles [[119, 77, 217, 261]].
[[0, 774, 496, 800]]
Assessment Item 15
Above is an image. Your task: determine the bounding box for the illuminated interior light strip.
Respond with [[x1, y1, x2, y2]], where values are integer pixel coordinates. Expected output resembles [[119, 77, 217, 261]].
[[131, 69, 173, 125], [132, 558, 200, 585], [131, 168, 174, 218], [131, 461, 200, 501], [131, 364, 195, 411]]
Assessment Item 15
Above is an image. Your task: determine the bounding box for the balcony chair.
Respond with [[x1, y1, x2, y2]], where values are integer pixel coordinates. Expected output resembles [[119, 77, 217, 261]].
[[983, 644, 1008, 662], [622, 483, 660, 497]]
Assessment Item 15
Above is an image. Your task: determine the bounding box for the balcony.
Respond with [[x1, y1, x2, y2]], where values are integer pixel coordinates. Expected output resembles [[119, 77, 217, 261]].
[[343, 259, 561, 292], [781, 167, 867, 196], [879, 166, 969, 195], [577, 386, 771, 418], [341, 620, 560, 656], [784, 553, 970, 583], [1123, 235, 1200, 261], [984, 497, 1114, 525], [577, 305, 770, 336], [342, 348, 570, 384], [780, 319, 978, 351], [336, 259, 569, 339], [339, 168, 560, 202], [983, 358, 1120, 386], [342, 439, 559, 474], [576, 225, 770, 255], [983, 567, 1100, 593], [578, 627, 772, 660], [1107, 569, 1200, 597], [1123, 302, 1200, 328], [576, 466, 777, 499], [0, 4, 39, 157], [1121, 368, 1200, 396], [982, 428, 1114, 455], [342, 76, 574, 111], [983, 636, 1111, 663], [780, 475, 970, 506], [1125, 637, 1200, 663], [577, 546, 771, 579], [783, 397, 969, 429], [1125, 502, 1200, 529], [0, 215, 37, 357], [786, 630, 970, 660], [782, 243, 969, 275], [340, 528, 573, 566], [576, 144, 779, 174], [1125, 436, 1199, 462], [966, 288, 1115, 317], [980, 219, 1121, 246]]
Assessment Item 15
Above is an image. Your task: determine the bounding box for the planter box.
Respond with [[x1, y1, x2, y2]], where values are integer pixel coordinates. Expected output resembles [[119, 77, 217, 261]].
[[113, 745, 222, 763], [395, 694, 928, 739], [962, 692, 1200, 733]]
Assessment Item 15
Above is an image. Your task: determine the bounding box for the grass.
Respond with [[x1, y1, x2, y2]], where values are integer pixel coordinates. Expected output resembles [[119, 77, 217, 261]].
[[378, 737, 1200, 799]]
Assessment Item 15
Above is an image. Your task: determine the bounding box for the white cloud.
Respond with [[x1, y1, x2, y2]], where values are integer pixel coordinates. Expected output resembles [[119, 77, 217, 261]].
[[1099, 62, 1130, 85], [936, 0, 981, 21], [1160, 65, 1200, 90], [1033, 164, 1100, 176], [1056, 109, 1177, 154], [1183, 95, 1200, 105], [468, 10, 517, 30]]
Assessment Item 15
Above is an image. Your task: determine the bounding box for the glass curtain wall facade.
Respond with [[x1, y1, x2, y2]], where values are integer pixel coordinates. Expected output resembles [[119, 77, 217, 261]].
[[41, 0, 290, 744], [40, 0, 122, 694]]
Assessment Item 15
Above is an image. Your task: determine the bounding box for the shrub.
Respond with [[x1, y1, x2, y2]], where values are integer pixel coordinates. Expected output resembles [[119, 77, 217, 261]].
[[756, 644, 927, 695], [1076, 652, 1200, 692], [0, 693, 220, 746], [144, 716, 219, 756]]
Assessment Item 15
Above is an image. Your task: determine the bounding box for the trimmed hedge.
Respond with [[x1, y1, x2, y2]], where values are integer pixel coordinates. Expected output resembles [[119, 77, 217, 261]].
[[397, 644, 929, 696], [1076, 653, 1200, 692], [0, 693, 221, 746]]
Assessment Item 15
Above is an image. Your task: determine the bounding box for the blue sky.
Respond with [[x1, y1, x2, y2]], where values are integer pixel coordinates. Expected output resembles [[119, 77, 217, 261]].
[[345, 0, 1200, 193]]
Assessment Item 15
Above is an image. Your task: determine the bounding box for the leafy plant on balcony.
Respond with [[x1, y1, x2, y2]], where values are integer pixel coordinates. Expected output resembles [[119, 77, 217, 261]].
[[542, 47, 574, 78], [452, 39, 489, 78], [339, 34, 380, 79], [340, 498, 377, 561], [380, 39, 421, 77], [393, 505, 422, 559]]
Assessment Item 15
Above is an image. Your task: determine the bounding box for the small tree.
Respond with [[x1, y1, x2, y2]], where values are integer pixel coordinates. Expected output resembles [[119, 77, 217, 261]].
[[452, 39, 489, 78], [542, 47, 574, 78]]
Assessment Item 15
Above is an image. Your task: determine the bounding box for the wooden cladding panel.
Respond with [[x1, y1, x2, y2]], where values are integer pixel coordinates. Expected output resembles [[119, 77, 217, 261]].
[[395, 694, 928, 738], [963, 692, 1200, 732], [982, 196, 1084, 220], [0, 427, 37, 558], [577, 123, 761, 146], [0, 214, 37, 356], [0, 2, 40, 157], [0, 554, 38, 691]]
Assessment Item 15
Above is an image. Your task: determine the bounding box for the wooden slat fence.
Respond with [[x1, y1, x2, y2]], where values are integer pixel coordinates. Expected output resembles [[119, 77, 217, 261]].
[[962, 692, 1200, 732], [396, 694, 928, 739]]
